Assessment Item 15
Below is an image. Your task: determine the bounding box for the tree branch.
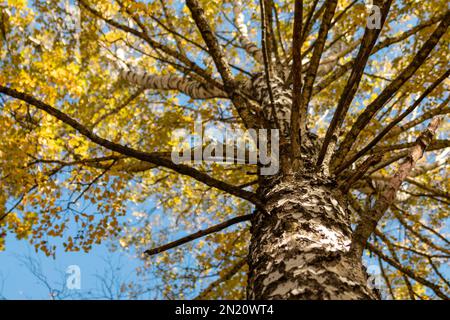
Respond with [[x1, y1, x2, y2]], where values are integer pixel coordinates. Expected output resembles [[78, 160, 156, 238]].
[[0, 85, 261, 207], [351, 116, 444, 257], [144, 214, 252, 256], [185, 0, 258, 129], [301, 0, 337, 109], [312, 12, 446, 97], [290, 0, 304, 161], [121, 68, 227, 99], [232, 1, 263, 63], [367, 243, 449, 300], [335, 69, 449, 172], [259, 0, 279, 134], [195, 258, 246, 300], [334, 12, 450, 168], [78, 0, 224, 92], [387, 97, 450, 139]]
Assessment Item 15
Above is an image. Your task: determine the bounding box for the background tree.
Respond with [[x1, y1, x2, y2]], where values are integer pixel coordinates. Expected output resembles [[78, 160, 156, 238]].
[[0, 0, 448, 299]]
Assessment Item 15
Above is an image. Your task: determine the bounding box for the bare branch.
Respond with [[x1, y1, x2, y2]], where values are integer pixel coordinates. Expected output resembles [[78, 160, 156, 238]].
[[374, 232, 417, 300], [300, 0, 322, 48], [339, 154, 382, 193], [271, 0, 286, 59], [392, 205, 450, 252], [377, 255, 396, 300], [405, 178, 450, 201], [387, 97, 450, 139]]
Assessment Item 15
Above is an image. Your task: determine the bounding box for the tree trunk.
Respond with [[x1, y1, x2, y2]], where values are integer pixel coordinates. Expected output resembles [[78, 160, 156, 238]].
[[246, 72, 377, 300], [247, 171, 378, 299]]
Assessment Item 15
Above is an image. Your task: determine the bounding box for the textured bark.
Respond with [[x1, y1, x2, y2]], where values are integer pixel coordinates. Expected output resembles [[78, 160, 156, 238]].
[[247, 171, 378, 299], [121, 69, 227, 99]]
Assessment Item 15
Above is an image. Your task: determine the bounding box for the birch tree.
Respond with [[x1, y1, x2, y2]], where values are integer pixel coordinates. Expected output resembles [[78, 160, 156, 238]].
[[0, 0, 449, 299]]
